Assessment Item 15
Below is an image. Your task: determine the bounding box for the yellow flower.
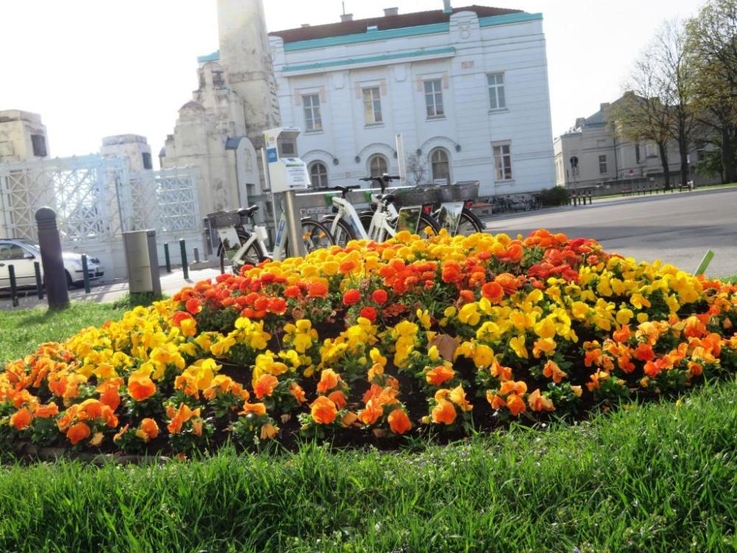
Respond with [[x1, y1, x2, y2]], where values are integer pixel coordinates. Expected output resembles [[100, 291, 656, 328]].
[[509, 335, 528, 359]]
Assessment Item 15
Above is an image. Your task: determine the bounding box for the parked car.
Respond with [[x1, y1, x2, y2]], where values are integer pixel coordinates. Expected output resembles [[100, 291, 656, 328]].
[[0, 238, 105, 289]]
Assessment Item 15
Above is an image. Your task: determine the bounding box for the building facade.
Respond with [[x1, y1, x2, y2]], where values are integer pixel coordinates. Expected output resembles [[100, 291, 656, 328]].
[[0, 110, 49, 163], [268, 4, 556, 198], [553, 94, 715, 192]]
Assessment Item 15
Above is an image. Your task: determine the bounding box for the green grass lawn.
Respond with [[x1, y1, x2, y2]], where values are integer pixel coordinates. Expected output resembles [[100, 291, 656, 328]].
[[1, 303, 736, 552]]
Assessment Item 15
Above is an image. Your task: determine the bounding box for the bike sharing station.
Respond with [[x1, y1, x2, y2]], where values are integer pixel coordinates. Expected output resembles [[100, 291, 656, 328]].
[[205, 129, 483, 273]]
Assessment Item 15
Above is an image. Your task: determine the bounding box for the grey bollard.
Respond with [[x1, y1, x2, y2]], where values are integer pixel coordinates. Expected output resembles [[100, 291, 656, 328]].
[[35, 207, 69, 309]]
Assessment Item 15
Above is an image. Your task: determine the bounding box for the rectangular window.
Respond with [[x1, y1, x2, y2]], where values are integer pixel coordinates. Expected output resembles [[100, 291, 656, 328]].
[[599, 154, 608, 174], [31, 134, 47, 157], [302, 94, 322, 132], [493, 143, 513, 181], [635, 144, 641, 164], [424, 79, 444, 118], [487, 73, 506, 110], [363, 87, 383, 125]]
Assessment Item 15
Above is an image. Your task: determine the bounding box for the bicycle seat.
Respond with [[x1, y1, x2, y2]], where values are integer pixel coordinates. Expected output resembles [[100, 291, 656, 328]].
[[238, 205, 260, 217]]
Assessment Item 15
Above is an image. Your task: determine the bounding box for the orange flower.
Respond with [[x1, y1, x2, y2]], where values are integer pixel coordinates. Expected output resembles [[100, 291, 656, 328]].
[[253, 374, 279, 399], [371, 289, 388, 304], [135, 418, 160, 443], [289, 382, 307, 404], [308, 281, 328, 298], [542, 360, 567, 383], [10, 407, 32, 430], [33, 403, 59, 419], [260, 422, 278, 440], [310, 396, 338, 424], [343, 289, 361, 306], [167, 403, 196, 434], [528, 389, 555, 412], [486, 391, 506, 411], [449, 385, 473, 412], [67, 421, 91, 445], [328, 390, 347, 410], [506, 393, 527, 416], [431, 399, 457, 425], [425, 365, 455, 387], [239, 402, 267, 416], [128, 372, 157, 402], [359, 306, 378, 322], [388, 408, 412, 434], [481, 281, 505, 303], [316, 369, 340, 394], [358, 398, 384, 425]]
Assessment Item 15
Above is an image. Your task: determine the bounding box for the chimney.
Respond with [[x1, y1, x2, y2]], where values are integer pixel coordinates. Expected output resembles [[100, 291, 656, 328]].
[[341, 13, 353, 22], [443, 0, 452, 13], [384, 7, 398, 16]]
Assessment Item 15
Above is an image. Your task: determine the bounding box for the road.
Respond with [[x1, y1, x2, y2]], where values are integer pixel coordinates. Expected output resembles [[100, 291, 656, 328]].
[[482, 187, 737, 278]]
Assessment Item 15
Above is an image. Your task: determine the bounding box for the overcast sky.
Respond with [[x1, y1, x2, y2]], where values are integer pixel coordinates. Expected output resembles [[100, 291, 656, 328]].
[[0, 0, 703, 161]]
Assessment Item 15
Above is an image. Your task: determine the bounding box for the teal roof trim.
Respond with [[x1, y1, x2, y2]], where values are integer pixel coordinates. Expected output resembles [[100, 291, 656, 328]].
[[284, 22, 450, 51], [197, 51, 220, 63], [479, 12, 542, 27], [283, 47, 455, 73]]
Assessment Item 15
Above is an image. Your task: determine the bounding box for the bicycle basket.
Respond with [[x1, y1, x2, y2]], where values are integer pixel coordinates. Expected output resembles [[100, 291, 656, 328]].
[[393, 186, 442, 207], [438, 181, 480, 203], [208, 210, 242, 228]]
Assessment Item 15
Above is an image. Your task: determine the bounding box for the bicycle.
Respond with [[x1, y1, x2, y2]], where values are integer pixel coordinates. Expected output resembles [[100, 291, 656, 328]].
[[430, 182, 485, 236], [322, 175, 441, 247], [212, 204, 335, 274]]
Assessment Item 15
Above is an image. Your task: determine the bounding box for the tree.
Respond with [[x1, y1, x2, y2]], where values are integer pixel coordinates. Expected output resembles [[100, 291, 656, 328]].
[[609, 19, 696, 189], [686, 0, 737, 183], [404, 153, 428, 185]]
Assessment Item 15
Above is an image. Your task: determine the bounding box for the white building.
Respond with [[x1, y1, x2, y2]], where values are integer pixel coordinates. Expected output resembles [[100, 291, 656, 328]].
[[268, 3, 556, 198]]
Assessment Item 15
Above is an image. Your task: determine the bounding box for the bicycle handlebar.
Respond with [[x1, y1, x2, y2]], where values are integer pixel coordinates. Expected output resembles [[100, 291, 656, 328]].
[[359, 174, 401, 182]]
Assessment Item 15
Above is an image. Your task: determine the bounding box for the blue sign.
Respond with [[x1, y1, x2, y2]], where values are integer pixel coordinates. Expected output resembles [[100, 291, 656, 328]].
[[267, 148, 278, 163]]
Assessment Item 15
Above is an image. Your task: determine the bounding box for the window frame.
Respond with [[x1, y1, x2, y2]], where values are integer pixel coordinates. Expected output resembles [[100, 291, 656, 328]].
[[492, 142, 513, 181], [424, 79, 445, 119], [362, 86, 383, 125], [599, 154, 608, 175], [308, 161, 329, 189], [368, 154, 389, 178], [487, 72, 506, 111], [430, 148, 451, 185], [302, 93, 322, 132]]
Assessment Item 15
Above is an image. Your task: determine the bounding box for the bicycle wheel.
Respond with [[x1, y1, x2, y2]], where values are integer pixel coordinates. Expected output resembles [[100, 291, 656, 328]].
[[415, 211, 441, 239], [283, 218, 336, 259], [232, 240, 265, 274], [322, 215, 357, 248], [454, 207, 485, 236]]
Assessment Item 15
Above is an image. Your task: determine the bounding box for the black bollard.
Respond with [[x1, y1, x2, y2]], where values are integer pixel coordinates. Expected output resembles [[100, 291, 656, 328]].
[[81, 255, 91, 294], [8, 265, 18, 307], [164, 243, 172, 273], [35, 207, 69, 309], [180, 239, 189, 280], [34, 261, 44, 299]]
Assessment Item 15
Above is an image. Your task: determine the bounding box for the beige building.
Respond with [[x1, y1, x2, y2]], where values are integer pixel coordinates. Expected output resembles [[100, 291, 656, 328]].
[[554, 95, 686, 192], [160, 0, 276, 218], [0, 110, 49, 163]]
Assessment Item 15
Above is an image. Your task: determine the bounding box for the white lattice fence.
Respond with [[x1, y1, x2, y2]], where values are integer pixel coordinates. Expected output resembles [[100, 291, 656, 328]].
[[0, 155, 202, 277]]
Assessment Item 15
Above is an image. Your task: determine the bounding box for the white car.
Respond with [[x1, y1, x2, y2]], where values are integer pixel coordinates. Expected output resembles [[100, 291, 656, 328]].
[[0, 238, 105, 289]]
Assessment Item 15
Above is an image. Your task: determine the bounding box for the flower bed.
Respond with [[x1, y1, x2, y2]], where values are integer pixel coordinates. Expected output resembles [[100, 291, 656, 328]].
[[1, 229, 736, 456]]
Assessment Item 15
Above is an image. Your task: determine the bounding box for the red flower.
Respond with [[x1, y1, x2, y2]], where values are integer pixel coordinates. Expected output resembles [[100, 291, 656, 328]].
[[343, 289, 361, 306], [185, 298, 201, 315], [371, 289, 388, 304], [359, 306, 378, 322]]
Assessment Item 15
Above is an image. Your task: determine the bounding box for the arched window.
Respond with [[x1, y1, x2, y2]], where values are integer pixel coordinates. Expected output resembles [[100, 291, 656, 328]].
[[309, 161, 329, 189], [430, 148, 451, 184], [368, 154, 388, 177]]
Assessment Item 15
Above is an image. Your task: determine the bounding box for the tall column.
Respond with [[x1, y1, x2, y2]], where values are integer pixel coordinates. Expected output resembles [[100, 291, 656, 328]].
[[217, 0, 281, 147]]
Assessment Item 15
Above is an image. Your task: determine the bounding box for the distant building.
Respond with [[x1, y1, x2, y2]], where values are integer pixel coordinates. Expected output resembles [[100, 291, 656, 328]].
[[269, 2, 556, 197], [554, 93, 713, 191], [0, 110, 49, 163]]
